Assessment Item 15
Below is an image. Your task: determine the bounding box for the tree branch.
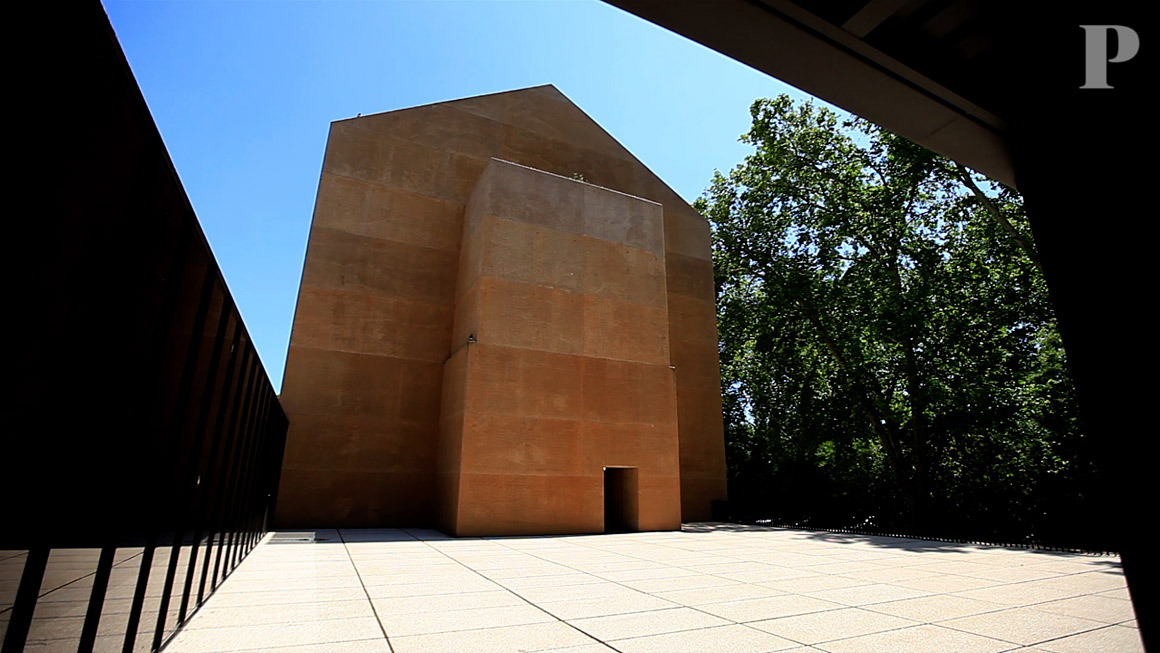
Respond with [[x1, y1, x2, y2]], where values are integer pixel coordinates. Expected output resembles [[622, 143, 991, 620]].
[[955, 163, 1044, 273]]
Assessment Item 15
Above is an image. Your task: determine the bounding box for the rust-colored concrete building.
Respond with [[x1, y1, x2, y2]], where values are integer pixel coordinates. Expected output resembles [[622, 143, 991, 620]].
[[276, 85, 725, 535]]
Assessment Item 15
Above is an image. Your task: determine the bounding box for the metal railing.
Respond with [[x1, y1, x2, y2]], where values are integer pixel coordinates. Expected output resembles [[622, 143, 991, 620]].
[[2, 4, 289, 650]]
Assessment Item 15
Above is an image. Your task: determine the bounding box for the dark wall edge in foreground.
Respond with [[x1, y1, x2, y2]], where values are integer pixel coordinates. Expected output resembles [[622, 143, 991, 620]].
[[603, 1, 1153, 648], [5, 4, 289, 651]]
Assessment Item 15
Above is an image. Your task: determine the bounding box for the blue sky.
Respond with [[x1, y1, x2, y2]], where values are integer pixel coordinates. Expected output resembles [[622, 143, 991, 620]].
[[103, 0, 829, 391]]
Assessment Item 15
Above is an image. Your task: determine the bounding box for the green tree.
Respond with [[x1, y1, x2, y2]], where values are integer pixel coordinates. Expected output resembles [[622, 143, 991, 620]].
[[698, 96, 1090, 539]]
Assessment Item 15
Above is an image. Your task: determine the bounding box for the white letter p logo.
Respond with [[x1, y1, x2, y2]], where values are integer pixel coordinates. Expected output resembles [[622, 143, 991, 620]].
[[1081, 25, 1140, 89]]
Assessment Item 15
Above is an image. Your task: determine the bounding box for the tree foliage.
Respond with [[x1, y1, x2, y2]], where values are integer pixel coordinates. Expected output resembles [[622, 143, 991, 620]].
[[697, 96, 1098, 546]]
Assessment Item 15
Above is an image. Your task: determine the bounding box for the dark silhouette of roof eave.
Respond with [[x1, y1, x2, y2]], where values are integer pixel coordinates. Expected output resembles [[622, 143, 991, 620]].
[[603, 0, 1018, 187]]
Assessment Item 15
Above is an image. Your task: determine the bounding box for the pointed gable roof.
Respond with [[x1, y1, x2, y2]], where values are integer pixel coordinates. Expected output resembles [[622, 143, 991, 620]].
[[333, 85, 703, 225]]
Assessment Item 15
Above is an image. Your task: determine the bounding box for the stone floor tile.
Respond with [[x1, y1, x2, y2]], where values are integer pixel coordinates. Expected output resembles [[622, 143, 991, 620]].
[[954, 582, 1083, 607], [717, 567, 824, 583], [571, 606, 730, 640], [241, 638, 393, 652], [206, 587, 368, 607], [748, 553, 834, 567], [668, 554, 737, 566], [371, 589, 525, 615], [1096, 587, 1131, 601], [843, 567, 943, 584], [1035, 624, 1144, 652], [531, 643, 620, 653], [183, 599, 375, 628], [806, 583, 931, 606], [1032, 594, 1137, 624], [596, 567, 699, 582], [401, 529, 452, 540], [907, 560, 1000, 576], [352, 561, 462, 573], [24, 615, 87, 644], [621, 573, 738, 593], [536, 594, 680, 620], [514, 581, 644, 604], [1045, 571, 1130, 593], [568, 560, 670, 574], [151, 525, 1138, 653], [698, 595, 845, 622], [654, 582, 785, 606], [482, 564, 578, 580], [1024, 558, 1116, 575], [337, 529, 416, 543], [960, 567, 1065, 584], [378, 603, 556, 636], [495, 573, 606, 591], [17, 599, 90, 619], [610, 623, 801, 652], [363, 576, 501, 597], [211, 575, 363, 593], [863, 594, 1005, 622], [800, 561, 890, 575], [356, 570, 483, 586], [815, 624, 1012, 653], [681, 562, 777, 576], [890, 574, 999, 593], [345, 551, 448, 562], [165, 616, 384, 652], [390, 621, 595, 652], [939, 606, 1106, 646], [748, 606, 919, 644], [759, 575, 869, 594]]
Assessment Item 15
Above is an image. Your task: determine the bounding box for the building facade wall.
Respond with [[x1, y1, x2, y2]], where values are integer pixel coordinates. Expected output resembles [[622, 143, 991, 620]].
[[276, 85, 725, 529], [439, 159, 681, 536]]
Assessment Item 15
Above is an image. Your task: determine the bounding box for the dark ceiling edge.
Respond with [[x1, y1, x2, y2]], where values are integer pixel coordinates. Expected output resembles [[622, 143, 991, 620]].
[[603, 0, 1016, 187], [750, 0, 1004, 130]]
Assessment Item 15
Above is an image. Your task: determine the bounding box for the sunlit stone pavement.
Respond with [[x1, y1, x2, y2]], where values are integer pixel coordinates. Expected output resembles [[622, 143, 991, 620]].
[[163, 524, 1142, 652]]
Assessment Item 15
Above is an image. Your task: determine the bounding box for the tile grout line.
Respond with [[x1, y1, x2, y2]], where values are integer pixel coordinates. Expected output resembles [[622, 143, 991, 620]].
[[512, 531, 902, 596], [489, 532, 819, 596], [3, 527, 1143, 652], [934, 616, 1128, 651], [4, 549, 149, 610], [409, 532, 625, 652], [857, 592, 1131, 629], [558, 528, 1132, 616], [297, 528, 1137, 652], [338, 528, 398, 653], [157, 532, 276, 653], [482, 533, 836, 647], [180, 636, 401, 653], [482, 530, 1124, 650]]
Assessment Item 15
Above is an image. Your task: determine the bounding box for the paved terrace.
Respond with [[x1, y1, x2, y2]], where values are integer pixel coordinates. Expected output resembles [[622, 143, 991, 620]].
[[164, 524, 1141, 652]]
